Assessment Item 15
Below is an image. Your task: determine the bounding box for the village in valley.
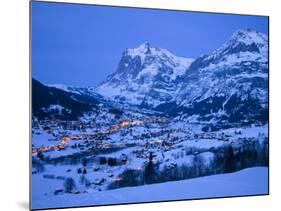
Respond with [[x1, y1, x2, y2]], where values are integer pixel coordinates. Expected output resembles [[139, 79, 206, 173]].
[[32, 105, 268, 198]]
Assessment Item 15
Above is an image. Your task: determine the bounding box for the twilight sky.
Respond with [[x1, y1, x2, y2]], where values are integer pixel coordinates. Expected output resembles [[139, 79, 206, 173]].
[[32, 1, 268, 87]]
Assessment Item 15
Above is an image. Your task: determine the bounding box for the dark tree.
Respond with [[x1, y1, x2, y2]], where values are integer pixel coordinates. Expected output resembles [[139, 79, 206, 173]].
[[107, 169, 143, 189], [37, 151, 44, 160], [82, 159, 87, 167], [144, 152, 157, 184], [224, 145, 235, 173], [64, 177, 76, 193], [193, 155, 205, 176], [236, 147, 245, 169], [108, 158, 117, 166], [77, 168, 82, 174], [99, 157, 107, 165]]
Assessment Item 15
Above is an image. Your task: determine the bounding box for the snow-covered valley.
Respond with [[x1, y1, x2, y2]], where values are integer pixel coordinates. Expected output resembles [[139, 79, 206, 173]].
[[31, 108, 268, 209], [31, 29, 269, 210]]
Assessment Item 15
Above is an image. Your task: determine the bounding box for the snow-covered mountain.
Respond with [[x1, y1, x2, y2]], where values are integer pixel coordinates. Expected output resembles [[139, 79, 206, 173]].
[[48, 84, 105, 102], [43, 29, 268, 124], [33, 79, 129, 121], [172, 29, 268, 123], [32, 79, 100, 120], [95, 42, 194, 107]]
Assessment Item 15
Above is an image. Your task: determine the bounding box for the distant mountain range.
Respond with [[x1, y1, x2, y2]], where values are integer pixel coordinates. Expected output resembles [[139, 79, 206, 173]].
[[33, 29, 268, 124]]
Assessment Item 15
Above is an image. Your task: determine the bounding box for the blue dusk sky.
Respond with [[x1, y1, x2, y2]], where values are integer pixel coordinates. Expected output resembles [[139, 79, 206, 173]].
[[32, 1, 268, 87]]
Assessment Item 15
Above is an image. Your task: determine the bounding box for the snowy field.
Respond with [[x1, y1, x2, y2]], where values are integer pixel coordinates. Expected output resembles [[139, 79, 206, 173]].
[[32, 167, 268, 209], [31, 114, 269, 210]]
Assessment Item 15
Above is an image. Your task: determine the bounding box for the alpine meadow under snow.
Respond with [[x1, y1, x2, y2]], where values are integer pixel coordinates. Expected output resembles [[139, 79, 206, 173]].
[[32, 28, 269, 210]]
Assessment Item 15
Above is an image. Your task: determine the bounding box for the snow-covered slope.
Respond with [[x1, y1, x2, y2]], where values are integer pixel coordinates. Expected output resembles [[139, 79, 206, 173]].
[[32, 167, 268, 209], [172, 29, 268, 123], [48, 84, 105, 101], [32, 79, 100, 120], [96, 42, 193, 107]]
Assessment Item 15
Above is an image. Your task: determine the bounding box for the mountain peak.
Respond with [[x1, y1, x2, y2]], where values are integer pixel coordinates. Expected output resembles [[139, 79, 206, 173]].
[[228, 29, 268, 46], [126, 41, 152, 56], [96, 42, 194, 107], [208, 29, 268, 58], [138, 41, 151, 49]]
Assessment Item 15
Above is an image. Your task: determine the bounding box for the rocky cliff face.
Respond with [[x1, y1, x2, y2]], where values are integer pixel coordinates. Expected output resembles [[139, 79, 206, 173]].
[[173, 29, 268, 123], [95, 42, 193, 107]]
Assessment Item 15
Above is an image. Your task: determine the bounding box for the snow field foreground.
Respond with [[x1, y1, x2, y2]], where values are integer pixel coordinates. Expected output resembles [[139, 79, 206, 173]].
[[32, 167, 268, 209]]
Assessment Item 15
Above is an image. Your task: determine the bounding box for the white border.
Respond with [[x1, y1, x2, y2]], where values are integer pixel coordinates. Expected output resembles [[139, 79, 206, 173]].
[[1, 0, 280, 210]]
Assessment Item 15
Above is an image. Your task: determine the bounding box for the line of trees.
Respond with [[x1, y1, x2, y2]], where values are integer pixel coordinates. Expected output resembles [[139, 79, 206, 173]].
[[108, 138, 268, 190]]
